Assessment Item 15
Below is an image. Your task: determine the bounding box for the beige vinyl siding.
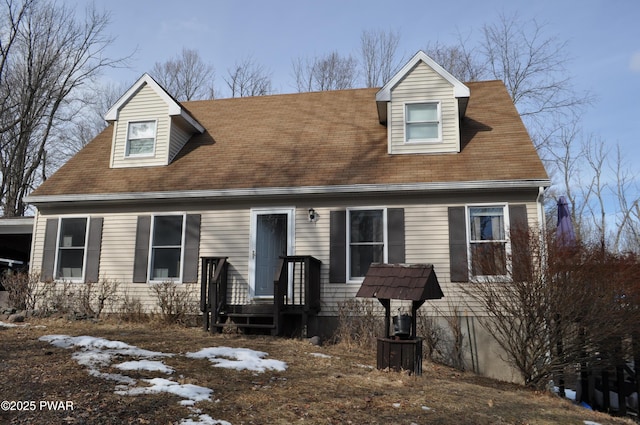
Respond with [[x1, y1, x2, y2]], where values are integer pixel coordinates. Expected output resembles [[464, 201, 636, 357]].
[[111, 84, 171, 168], [168, 122, 192, 163], [199, 209, 251, 305], [389, 61, 459, 154], [29, 195, 542, 316]]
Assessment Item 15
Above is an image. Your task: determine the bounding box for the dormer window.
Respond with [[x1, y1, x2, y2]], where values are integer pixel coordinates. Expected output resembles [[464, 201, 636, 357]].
[[126, 120, 157, 157], [405, 102, 441, 143]]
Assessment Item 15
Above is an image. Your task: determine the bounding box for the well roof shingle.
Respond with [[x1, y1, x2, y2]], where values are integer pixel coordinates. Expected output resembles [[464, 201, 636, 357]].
[[356, 263, 444, 301]]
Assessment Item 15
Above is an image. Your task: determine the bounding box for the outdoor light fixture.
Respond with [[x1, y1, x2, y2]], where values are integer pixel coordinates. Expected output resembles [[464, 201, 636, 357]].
[[308, 208, 318, 222]]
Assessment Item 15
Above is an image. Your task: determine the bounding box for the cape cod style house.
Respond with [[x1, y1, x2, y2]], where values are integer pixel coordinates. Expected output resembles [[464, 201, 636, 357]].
[[25, 51, 550, 381]]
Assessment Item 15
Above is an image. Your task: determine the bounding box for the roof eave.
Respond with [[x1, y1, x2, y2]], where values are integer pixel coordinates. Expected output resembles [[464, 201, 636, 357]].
[[24, 179, 551, 206]]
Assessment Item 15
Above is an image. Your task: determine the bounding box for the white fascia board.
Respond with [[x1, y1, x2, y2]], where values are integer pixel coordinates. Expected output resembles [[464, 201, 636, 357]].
[[24, 179, 551, 205], [0, 217, 34, 234], [376, 50, 470, 102], [104, 73, 204, 134]]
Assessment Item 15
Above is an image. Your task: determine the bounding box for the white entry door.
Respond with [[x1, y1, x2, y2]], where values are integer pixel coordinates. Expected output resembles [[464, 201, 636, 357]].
[[249, 208, 294, 298]]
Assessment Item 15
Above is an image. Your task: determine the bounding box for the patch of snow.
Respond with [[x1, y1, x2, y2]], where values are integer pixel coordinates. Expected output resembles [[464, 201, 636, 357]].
[[186, 346, 287, 372], [583, 421, 602, 425], [115, 360, 174, 374], [392, 402, 401, 408], [39, 335, 171, 358], [88, 369, 136, 384], [180, 414, 232, 425], [421, 406, 432, 411], [115, 377, 213, 403], [308, 352, 331, 358], [0, 321, 28, 328], [40, 334, 289, 424]]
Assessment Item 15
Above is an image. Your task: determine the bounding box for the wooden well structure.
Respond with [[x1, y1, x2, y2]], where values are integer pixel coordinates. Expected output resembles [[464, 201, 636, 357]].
[[356, 263, 444, 375]]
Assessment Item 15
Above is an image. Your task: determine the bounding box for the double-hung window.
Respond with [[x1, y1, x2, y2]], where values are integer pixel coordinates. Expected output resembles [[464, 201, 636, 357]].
[[55, 217, 88, 280], [126, 120, 156, 157], [150, 215, 185, 281], [405, 102, 441, 143], [348, 209, 386, 280], [468, 206, 508, 277]]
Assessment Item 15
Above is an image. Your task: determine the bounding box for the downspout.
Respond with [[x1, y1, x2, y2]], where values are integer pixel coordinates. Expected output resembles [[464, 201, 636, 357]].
[[537, 186, 546, 234]]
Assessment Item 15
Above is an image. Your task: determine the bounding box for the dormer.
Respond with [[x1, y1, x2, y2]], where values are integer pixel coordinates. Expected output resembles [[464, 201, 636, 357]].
[[105, 73, 204, 168], [376, 51, 470, 155]]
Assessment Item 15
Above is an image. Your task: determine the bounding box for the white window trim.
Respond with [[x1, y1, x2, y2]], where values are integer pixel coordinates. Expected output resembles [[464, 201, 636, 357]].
[[346, 207, 388, 284], [465, 204, 512, 281], [124, 119, 158, 158], [148, 213, 186, 284], [53, 216, 90, 283], [404, 101, 442, 144]]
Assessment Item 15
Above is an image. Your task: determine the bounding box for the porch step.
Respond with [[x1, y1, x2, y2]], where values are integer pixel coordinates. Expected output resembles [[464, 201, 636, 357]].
[[212, 322, 275, 330], [222, 312, 274, 318], [214, 310, 276, 334]]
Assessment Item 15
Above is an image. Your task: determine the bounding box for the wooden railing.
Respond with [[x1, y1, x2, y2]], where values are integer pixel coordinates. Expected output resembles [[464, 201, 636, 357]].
[[200, 257, 228, 333], [273, 255, 321, 336]]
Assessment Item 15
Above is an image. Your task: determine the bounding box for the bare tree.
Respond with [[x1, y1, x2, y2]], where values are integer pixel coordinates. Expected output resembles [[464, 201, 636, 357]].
[[424, 40, 484, 82], [359, 29, 403, 87], [480, 12, 591, 146], [55, 81, 126, 158], [292, 51, 358, 92], [151, 48, 214, 101], [612, 146, 640, 252], [223, 56, 272, 98], [0, 0, 123, 216]]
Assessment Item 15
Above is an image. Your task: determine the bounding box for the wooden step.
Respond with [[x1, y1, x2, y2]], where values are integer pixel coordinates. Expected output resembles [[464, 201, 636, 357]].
[[222, 312, 274, 318], [212, 322, 275, 329]]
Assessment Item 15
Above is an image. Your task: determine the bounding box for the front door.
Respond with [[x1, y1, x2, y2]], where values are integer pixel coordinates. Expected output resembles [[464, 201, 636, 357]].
[[250, 209, 294, 298]]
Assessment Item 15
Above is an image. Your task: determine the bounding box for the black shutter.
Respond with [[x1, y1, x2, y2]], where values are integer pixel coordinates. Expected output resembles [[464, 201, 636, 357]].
[[85, 217, 103, 283], [329, 210, 346, 283], [182, 214, 201, 283], [509, 204, 529, 282], [41, 218, 59, 282], [448, 206, 469, 282], [387, 208, 405, 264], [133, 216, 151, 283]]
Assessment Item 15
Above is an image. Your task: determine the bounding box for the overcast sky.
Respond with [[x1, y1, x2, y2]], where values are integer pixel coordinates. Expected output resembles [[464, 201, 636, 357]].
[[71, 0, 639, 170]]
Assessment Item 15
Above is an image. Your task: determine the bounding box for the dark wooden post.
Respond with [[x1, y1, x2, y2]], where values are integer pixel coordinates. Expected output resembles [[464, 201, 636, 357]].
[[208, 259, 217, 334], [615, 363, 626, 416], [379, 299, 391, 338], [201, 258, 209, 331], [602, 369, 610, 412]]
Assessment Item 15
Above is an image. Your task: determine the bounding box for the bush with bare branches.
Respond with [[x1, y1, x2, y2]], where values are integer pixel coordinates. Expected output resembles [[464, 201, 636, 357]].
[[151, 281, 198, 325], [332, 298, 384, 349], [1, 272, 40, 311], [463, 224, 640, 389]]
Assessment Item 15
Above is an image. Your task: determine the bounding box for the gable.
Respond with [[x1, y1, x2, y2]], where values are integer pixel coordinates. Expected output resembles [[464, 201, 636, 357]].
[[106, 74, 204, 169], [110, 84, 171, 168], [387, 61, 461, 154], [375, 51, 470, 156]]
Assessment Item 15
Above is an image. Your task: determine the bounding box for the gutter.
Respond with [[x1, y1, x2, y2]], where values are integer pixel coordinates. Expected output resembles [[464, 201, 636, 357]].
[[25, 179, 551, 206]]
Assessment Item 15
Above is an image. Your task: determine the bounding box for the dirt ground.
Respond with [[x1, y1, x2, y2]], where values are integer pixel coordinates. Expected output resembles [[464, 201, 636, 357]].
[[0, 317, 635, 425]]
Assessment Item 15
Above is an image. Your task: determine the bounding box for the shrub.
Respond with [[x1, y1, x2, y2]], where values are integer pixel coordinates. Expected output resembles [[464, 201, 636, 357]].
[[333, 298, 384, 349], [119, 291, 149, 323], [150, 281, 197, 325], [1, 272, 40, 311], [72, 279, 120, 318]]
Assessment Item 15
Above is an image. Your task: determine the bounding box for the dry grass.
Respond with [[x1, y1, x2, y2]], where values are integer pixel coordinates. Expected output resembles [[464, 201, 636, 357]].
[[0, 317, 635, 425]]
